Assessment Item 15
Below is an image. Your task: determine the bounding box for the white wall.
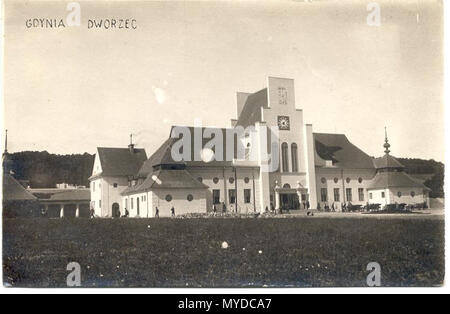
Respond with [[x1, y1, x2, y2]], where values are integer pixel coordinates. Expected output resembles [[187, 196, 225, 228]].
[[151, 189, 207, 217], [368, 187, 429, 206], [315, 168, 376, 210], [187, 167, 261, 214]]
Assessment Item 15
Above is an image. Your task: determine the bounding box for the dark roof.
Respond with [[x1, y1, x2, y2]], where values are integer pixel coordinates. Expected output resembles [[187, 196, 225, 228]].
[[137, 138, 180, 177], [367, 171, 431, 190], [167, 126, 243, 167], [3, 175, 38, 201], [96, 147, 147, 177], [122, 169, 208, 195], [235, 88, 268, 128], [373, 154, 405, 169], [314, 133, 375, 169], [45, 189, 91, 202]]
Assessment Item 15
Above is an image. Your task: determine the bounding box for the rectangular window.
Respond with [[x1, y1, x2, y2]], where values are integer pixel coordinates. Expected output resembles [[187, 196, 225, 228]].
[[99, 200, 101, 209], [229, 189, 236, 204], [321, 188, 328, 202], [346, 188, 353, 202], [358, 188, 365, 202], [334, 188, 340, 202], [381, 191, 385, 198], [213, 190, 221, 204], [92, 182, 95, 192], [244, 189, 251, 203], [369, 193, 373, 199], [131, 198, 134, 209]]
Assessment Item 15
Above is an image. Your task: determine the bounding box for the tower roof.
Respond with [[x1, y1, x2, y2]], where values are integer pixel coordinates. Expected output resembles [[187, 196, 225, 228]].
[[373, 154, 405, 169]]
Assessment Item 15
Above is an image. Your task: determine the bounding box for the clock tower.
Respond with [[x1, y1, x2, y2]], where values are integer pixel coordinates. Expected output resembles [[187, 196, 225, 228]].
[[261, 77, 317, 210]]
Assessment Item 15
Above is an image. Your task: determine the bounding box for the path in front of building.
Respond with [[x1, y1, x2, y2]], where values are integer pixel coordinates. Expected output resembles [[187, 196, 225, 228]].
[[275, 208, 444, 220]]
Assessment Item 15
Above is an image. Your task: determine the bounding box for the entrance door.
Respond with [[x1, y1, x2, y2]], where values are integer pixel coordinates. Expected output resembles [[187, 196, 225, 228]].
[[112, 203, 120, 218], [280, 194, 300, 211]]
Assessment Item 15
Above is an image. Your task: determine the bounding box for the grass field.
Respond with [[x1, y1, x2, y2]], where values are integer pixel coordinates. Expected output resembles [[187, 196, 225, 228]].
[[3, 216, 445, 288]]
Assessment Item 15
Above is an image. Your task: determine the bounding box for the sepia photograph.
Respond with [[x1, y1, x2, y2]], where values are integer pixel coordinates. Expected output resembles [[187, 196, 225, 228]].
[[1, 0, 446, 295]]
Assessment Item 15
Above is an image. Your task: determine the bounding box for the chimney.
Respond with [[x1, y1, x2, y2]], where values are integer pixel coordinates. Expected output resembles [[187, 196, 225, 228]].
[[129, 133, 135, 153]]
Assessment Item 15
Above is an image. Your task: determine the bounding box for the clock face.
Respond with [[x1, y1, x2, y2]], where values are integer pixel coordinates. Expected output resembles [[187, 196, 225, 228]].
[[277, 116, 290, 130]]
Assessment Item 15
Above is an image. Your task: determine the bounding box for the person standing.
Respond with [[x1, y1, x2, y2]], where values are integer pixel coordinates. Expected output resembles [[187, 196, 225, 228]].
[[155, 207, 159, 218], [171, 207, 175, 217]]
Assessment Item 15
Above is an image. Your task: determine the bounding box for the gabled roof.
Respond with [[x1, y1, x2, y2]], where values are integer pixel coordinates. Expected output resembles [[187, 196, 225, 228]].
[[167, 126, 243, 168], [235, 88, 268, 128], [373, 154, 405, 169], [137, 138, 180, 177], [367, 171, 431, 191], [314, 133, 375, 169], [3, 174, 38, 201], [122, 169, 208, 195], [96, 147, 147, 177]]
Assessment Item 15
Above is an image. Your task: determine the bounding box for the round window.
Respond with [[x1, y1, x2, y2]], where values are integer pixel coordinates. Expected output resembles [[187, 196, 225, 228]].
[[213, 177, 219, 184], [244, 177, 250, 184], [321, 177, 326, 184], [283, 184, 291, 189], [165, 194, 173, 202], [197, 177, 203, 183], [187, 194, 194, 202], [358, 177, 363, 184], [346, 177, 351, 184], [229, 177, 235, 184], [334, 177, 339, 184], [411, 191, 415, 197], [397, 192, 402, 197]]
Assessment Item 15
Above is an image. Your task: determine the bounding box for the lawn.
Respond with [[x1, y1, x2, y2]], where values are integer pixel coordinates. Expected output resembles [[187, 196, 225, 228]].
[[2, 216, 445, 288]]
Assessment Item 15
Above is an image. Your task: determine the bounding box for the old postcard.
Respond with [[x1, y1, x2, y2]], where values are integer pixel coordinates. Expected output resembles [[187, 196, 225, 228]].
[[1, 0, 445, 291]]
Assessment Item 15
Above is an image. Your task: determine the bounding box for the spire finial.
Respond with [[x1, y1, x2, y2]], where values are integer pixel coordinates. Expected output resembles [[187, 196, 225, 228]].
[[384, 127, 391, 155], [130, 133, 133, 146]]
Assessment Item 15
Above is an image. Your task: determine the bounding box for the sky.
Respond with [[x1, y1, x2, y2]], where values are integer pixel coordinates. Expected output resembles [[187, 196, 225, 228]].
[[2, 0, 444, 161]]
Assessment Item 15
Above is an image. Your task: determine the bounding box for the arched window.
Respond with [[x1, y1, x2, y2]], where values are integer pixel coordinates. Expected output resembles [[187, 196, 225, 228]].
[[291, 143, 298, 172], [281, 142, 289, 172]]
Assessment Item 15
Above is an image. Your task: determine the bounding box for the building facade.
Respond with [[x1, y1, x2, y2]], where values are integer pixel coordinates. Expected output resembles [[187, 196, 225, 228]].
[[90, 77, 430, 217]]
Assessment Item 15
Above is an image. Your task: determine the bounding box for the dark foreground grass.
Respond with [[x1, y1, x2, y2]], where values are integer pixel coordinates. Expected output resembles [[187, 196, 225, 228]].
[[3, 217, 445, 287]]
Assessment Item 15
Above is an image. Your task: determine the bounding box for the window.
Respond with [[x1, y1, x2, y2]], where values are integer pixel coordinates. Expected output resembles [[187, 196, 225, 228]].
[[397, 191, 402, 197], [213, 190, 221, 204], [346, 178, 351, 184], [321, 188, 328, 202], [369, 193, 373, 199], [197, 177, 203, 183], [334, 188, 340, 202], [358, 177, 363, 184], [321, 177, 326, 184], [358, 188, 364, 201], [346, 188, 353, 202], [411, 191, 415, 197], [113, 183, 118, 188], [283, 184, 291, 189], [92, 182, 95, 192], [166, 195, 173, 202], [244, 177, 250, 184], [381, 192, 385, 198], [281, 142, 289, 172], [99, 200, 102, 208], [244, 189, 251, 203], [229, 189, 236, 204], [213, 177, 219, 184], [334, 177, 339, 184], [187, 194, 194, 202], [131, 198, 133, 209], [229, 177, 235, 184], [278, 87, 288, 105], [291, 143, 298, 172]]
